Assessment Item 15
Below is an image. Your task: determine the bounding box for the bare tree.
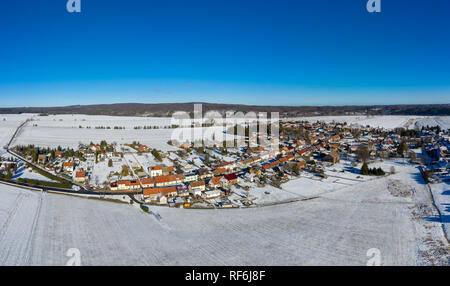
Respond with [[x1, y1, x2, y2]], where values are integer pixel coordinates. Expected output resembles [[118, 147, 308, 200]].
[[356, 145, 370, 163]]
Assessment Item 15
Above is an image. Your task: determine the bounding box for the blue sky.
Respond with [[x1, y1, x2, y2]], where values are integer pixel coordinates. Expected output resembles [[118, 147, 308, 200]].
[[0, 0, 449, 107]]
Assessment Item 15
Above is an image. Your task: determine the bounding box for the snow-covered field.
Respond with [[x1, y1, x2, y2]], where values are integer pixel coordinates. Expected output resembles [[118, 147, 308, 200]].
[[11, 115, 236, 151], [0, 158, 448, 265], [0, 114, 35, 158], [292, 115, 450, 130], [3, 114, 449, 152], [429, 183, 450, 238]]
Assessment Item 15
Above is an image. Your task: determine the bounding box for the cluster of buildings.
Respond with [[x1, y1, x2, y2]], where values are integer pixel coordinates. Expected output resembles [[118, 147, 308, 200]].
[[11, 119, 449, 207]]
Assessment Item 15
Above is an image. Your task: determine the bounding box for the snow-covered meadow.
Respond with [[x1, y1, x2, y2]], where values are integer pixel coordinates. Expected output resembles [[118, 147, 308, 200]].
[[0, 114, 35, 157], [292, 115, 450, 130], [3, 114, 449, 152], [0, 158, 448, 265]]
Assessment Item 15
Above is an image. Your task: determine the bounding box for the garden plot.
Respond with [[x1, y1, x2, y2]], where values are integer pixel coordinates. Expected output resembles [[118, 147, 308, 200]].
[[134, 153, 173, 169], [87, 159, 125, 186], [13, 167, 58, 183]]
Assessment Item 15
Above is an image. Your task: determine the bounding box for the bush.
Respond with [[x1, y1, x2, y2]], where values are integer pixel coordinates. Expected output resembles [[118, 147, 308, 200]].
[[390, 166, 396, 174]]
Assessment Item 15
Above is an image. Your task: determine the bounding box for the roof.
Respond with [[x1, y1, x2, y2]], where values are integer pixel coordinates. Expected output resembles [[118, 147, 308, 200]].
[[75, 171, 86, 178], [224, 173, 238, 181], [210, 176, 223, 186], [214, 168, 227, 175], [154, 174, 184, 184], [143, 186, 177, 196], [190, 180, 205, 188], [117, 180, 140, 187], [140, 178, 154, 185]]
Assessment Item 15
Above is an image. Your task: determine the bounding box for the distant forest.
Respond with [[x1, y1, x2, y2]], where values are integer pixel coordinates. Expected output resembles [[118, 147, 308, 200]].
[[0, 103, 449, 117]]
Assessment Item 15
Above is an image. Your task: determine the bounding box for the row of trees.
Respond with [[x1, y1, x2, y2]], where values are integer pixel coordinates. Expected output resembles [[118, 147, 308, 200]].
[[360, 162, 385, 176]]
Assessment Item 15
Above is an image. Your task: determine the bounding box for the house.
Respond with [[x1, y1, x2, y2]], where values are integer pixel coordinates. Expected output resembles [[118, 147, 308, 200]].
[[140, 177, 155, 188], [323, 150, 340, 164], [217, 161, 236, 171], [262, 164, 271, 172], [183, 172, 198, 183], [180, 142, 191, 150], [63, 162, 75, 172], [149, 166, 163, 177], [214, 167, 227, 176], [296, 160, 306, 169], [74, 171, 88, 183], [162, 165, 175, 175], [90, 144, 101, 151], [154, 174, 184, 187], [110, 180, 140, 191], [202, 189, 221, 199], [223, 173, 239, 187], [55, 151, 64, 158], [270, 160, 280, 167], [209, 176, 224, 189], [198, 168, 213, 179], [177, 185, 190, 197], [37, 154, 47, 164], [138, 145, 149, 152], [329, 135, 341, 142], [143, 186, 178, 203], [189, 180, 206, 195]]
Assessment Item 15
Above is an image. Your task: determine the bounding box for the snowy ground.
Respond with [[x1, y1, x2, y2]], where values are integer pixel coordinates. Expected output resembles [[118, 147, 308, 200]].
[[0, 114, 35, 157], [12, 167, 58, 183], [12, 124, 235, 152], [7, 114, 450, 152], [0, 158, 448, 265], [291, 115, 450, 130], [429, 183, 450, 238]]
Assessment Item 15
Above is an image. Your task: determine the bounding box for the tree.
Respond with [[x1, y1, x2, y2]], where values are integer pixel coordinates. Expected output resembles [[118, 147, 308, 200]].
[[5, 171, 13, 180], [292, 164, 300, 176], [356, 145, 370, 163], [108, 159, 113, 167], [121, 165, 129, 177], [361, 162, 369, 175], [409, 151, 417, 163], [152, 149, 162, 162], [351, 128, 362, 139], [397, 139, 409, 157]]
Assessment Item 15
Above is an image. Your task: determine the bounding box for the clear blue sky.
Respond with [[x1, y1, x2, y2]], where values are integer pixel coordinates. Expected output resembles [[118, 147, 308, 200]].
[[0, 0, 449, 107]]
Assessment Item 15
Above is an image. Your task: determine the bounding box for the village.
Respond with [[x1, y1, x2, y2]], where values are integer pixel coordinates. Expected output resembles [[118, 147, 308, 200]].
[[1, 120, 449, 209]]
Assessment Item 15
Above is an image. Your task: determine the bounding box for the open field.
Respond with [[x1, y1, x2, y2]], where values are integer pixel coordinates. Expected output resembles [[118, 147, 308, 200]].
[[6, 114, 450, 151], [294, 115, 450, 130], [0, 159, 448, 265], [1, 113, 449, 265], [0, 114, 34, 157]]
